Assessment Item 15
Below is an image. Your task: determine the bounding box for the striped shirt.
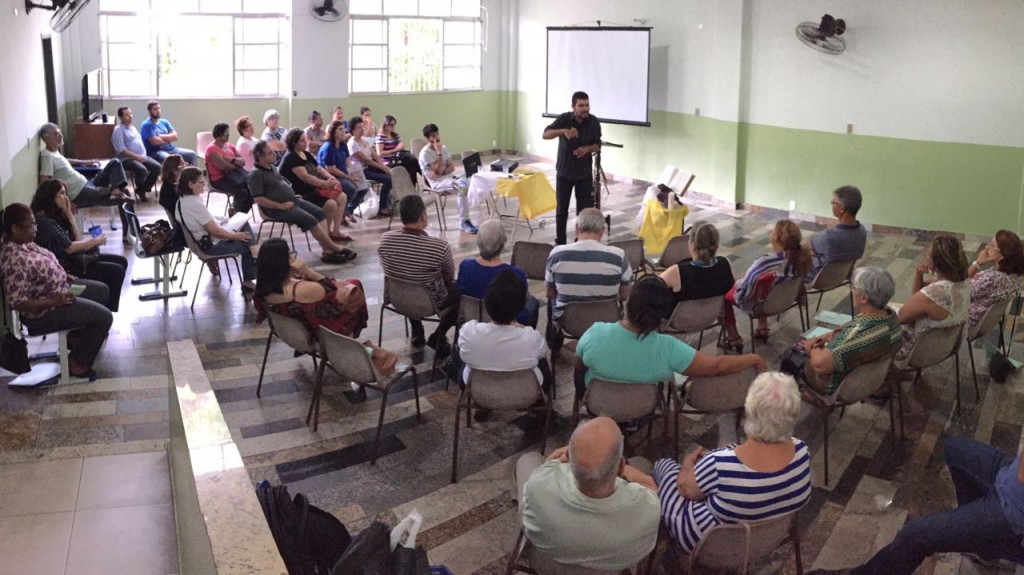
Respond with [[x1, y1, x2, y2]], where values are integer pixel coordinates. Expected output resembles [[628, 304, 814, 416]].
[[653, 439, 811, 553], [732, 252, 797, 313], [545, 240, 630, 318], [378, 227, 454, 307]]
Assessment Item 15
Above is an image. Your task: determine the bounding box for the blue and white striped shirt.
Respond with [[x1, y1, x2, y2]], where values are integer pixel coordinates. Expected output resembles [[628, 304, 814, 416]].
[[545, 240, 630, 318], [653, 439, 812, 553]]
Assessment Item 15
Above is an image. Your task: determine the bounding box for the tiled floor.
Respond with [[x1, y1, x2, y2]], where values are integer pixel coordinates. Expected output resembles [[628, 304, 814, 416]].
[[0, 451, 177, 575], [2, 156, 1024, 574]]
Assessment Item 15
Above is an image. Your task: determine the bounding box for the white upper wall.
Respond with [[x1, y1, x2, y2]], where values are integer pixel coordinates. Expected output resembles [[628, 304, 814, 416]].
[[743, 0, 1024, 146]]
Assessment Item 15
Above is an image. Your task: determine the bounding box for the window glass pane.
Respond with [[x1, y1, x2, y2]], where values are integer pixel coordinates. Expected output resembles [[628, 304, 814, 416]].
[[443, 20, 476, 43], [109, 70, 156, 96], [99, 0, 139, 12], [383, 0, 417, 16], [236, 45, 278, 69], [108, 44, 154, 70], [450, 0, 479, 17], [419, 0, 450, 17], [243, 0, 286, 13], [443, 45, 475, 67], [350, 0, 382, 15], [158, 15, 233, 98], [388, 18, 441, 92], [352, 45, 387, 69], [236, 70, 278, 95], [102, 15, 151, 42], [153, 0, 197, 13], [351, 19, 386, 43], [200, 0, 240, 12], [352, 69, 386, 92], [236, 17, 279, 43], [443, 66, 477, 90]]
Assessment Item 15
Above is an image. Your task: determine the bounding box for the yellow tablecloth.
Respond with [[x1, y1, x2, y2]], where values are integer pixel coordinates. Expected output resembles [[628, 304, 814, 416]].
[[495, 172, 557, 220], [639, 200, 689, 254]]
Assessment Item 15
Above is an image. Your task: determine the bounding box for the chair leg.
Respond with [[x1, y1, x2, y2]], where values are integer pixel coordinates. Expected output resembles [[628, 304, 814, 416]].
[[968, 338, 981, 401], [190, 263, 204, 311], [286, 225, 296, 253], [307, 357, 328, 432], [304, 232, 312, 251], [256, 331, 273, 398], [792, 520, 804, 575], [451, 390, 466, 483], [822, 408, 831, 486], [749, 316, 756, 353], [954, 351, 963, 412], [378, 305, 386, 346], [896, 375, 906, 440], [371, 386, 390, 465], [540, 400, 552, 454]]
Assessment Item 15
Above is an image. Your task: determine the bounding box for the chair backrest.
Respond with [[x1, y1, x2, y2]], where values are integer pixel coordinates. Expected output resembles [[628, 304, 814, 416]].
[[608, 238, 645, 274], [969, 295, 1013, 340], [511, 241, 553, 281], [690, 512, 797, 573], [657, 234, 690, 269], [383, 276, 439, 320], [834, 350, 896, 405], [584, 378, 660, 422], [760, 276, 804, 316], [196, 131, 214, 166], [388, 165, 415, 202], [120, 204, 147, 258], [467, 368, 540, 411], [906, 322, 964, 370], [317, 326, 378, 385], [526, 544, 633, 575], [457, 294, 492, 325], [266, 311, 316, 355], [809, 259, 856, 291], [559, 299, 621, 338], [410, 138, 427, 158], [685, 366, 757, 413], [663, 296, 723, 335]]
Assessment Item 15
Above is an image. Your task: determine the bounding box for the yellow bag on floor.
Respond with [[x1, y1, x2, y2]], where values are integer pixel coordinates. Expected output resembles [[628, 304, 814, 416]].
[[639, 199, 688, 254]]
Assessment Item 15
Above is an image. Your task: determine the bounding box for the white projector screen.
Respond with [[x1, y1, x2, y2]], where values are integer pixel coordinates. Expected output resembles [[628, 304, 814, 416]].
[[545, 27, 652, 126]]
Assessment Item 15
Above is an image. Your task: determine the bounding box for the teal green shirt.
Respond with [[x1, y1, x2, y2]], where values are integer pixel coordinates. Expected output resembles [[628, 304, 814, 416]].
[[577, 322, 697, 385]]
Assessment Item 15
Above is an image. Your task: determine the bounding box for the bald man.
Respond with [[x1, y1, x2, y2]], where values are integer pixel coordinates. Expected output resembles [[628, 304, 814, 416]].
[[515, 417, 660, 571]]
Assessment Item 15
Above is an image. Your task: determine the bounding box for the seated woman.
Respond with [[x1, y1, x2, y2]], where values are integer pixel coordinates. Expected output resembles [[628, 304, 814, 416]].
[[456, 220, 539, 327], [253, 238, 368, 339], [894, 234, 970, 368], [630, 372, 811, 554], [158, 154, 185, 216], [348, 116, 392, 217], [1, 203, 113, 380], [304, 110, 325, 153], [458, 269, 550, 395], [235, 115, 259, 171], [280, 128, 351, 243], [318, 120, 367, 224], [799, 267, 903, 396], [967, 230, 1024, 331], [376, 115, 421, 185], [261, 109, 287, 165], [175, 167, 257, 295], [30, 180, 128, 312], [575, 276, 764, 398], [722, 219, 812, 350], [204, 122, 251, 213], [659, 221, 734, 343]]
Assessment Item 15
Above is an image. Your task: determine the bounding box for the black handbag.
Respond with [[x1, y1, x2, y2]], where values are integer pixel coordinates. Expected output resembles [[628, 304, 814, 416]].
[[779, 344, 810, 384], [0, 332, 30, 374]]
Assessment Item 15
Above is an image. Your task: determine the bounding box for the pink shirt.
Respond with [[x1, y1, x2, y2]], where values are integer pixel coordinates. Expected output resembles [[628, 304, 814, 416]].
[[204, 142, 240, 182], [1, 241, 70, 318]]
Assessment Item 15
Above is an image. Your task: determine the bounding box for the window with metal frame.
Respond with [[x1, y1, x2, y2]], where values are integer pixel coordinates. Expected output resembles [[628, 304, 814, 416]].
[[98, 0, 288, 98]]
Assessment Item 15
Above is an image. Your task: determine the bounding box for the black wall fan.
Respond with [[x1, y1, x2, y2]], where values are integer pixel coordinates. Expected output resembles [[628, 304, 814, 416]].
[[796, 14, 847, 55], [25, 0, 93, 33], [311, 0, 347, 22]]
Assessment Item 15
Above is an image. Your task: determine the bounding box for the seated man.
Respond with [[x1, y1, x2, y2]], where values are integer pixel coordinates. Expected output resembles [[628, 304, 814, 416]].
[[139, 100, 197, 165], [458, 269, 550, 397], [806, 185, 867, 281], [516, 417, 660, 571], [797, 266, 902, 397], [545, 207, 631, 326], [378, 195, 458, 355], [111, 106, 160, 201], [38, 123, 132, 237], [809, 435, 1024, 575], [247, 141, 355, 264], [418, 123, 478, 234]]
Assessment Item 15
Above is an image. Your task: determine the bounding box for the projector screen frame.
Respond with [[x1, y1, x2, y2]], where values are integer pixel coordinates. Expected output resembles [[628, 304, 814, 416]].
[[543, 25, 652, 128]]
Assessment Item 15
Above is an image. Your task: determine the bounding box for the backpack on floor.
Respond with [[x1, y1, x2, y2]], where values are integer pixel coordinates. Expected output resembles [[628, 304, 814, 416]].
[[256, 481, 352, 575]]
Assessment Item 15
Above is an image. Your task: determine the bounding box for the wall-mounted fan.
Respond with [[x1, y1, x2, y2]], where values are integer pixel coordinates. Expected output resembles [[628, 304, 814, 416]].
[[25, 0, 93, 32], [796, 14, 847, 55], [310, 0, 347, 22]]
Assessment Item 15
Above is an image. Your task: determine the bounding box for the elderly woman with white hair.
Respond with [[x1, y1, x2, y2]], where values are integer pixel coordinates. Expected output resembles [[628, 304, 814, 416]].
[[455, 219, 540, 327], [799, 266, 903, 396], [633, 372, 812, 554], [260, 109, 288, 165]]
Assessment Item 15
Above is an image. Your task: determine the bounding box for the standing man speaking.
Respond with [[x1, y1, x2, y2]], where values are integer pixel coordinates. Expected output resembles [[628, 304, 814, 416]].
[[543, 91, 601, 245]]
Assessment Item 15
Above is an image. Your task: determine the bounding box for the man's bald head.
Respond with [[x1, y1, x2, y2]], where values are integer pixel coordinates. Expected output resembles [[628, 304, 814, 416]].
[[568, 417, 624, 496]]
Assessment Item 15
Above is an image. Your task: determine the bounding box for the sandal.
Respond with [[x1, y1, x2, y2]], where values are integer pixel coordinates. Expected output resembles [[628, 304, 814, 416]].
[[329, 232, 353, 242], [753, 327, 771, 342], [718, 337, 744, 355]]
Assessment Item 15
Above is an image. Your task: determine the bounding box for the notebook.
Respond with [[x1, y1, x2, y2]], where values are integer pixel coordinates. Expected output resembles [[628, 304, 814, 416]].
[[223, 211, 251, 232]]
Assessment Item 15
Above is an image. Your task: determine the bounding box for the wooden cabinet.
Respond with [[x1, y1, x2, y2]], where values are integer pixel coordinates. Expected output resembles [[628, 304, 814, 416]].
[[72, 120, 116, 160]]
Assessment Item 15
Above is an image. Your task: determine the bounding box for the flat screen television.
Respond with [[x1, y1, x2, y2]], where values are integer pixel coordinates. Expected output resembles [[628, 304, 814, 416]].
[[82, 68, 104, 122]]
